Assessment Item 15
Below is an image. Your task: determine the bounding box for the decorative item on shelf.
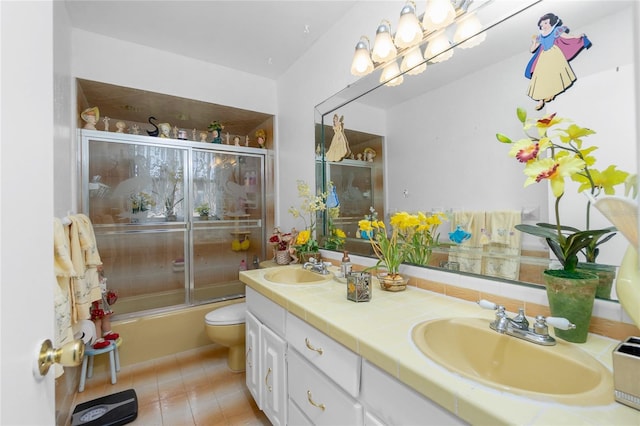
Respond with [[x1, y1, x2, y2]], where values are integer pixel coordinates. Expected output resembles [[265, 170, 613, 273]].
[[199, 131, 208, 142], [146, 116, 159, 137], [102, 116, 110, 131], [325, 114, 351, 162], [496, 107, 633, 343], [288, 180, 327, 263], [255, 129, 266, 148], [115, 121, 127, 133], [208, 120, 224, 144], [81, 106, 99, 130], [195, 203, 210, 220], [130, 191, 155, 223], [364, 147, 376, 162], [158, 122, 171, 138], [130, 124, 140, 135]]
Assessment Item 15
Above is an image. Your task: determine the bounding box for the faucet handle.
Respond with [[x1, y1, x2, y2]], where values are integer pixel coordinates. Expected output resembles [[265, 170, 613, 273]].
[[478, 299, 498, 310], [545, 317, 576, 331]]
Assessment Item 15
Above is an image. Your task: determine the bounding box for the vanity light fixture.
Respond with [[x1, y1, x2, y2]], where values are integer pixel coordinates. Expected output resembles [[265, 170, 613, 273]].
[[424, 30, 454, 63], [453, 12, 486, 48], [371, 20, 397, 63], [400, 45, 427, 75], [380, 60, 404, 86], [422, 0, 456, 31], [350, 36, 375, 76], [349, 0, 486, 79], [395, 1, 423, 49]]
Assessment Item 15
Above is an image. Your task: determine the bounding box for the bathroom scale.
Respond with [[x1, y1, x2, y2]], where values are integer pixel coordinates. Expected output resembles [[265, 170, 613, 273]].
[[71, 389, 138, 426]]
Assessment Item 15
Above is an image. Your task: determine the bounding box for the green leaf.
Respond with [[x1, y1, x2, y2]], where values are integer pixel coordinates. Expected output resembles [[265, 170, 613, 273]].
[[496, 133, 512, 144], [516, 107, 527, 124]]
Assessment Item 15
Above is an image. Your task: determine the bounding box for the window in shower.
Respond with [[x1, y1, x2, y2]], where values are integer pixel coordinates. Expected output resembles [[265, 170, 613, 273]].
[[82, 133, 266, 318]]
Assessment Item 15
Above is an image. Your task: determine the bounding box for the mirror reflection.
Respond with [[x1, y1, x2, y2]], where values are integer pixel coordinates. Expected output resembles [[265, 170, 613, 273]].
[[315, 0, 638, 301]]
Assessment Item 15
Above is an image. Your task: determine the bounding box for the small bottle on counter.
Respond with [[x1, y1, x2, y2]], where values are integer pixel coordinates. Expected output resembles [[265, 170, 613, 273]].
[[341, 250, 352, 278], [239, 259, 247, 271]]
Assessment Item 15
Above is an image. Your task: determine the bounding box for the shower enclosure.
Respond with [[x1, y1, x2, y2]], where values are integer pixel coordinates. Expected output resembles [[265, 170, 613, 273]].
[[80, 130, 267, 318]]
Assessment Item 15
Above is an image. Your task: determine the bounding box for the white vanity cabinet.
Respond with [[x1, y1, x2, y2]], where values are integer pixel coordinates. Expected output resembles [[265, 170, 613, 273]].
[[361, 360, 467, 426], [286, 313, 363, 424], [245, 285, 464, 425], [245, 287, 287, 426]]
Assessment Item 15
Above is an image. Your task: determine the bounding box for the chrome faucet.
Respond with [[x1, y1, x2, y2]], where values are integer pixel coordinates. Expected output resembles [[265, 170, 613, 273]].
[[302, 257, 330, 275], [478, 299, 576, 346]]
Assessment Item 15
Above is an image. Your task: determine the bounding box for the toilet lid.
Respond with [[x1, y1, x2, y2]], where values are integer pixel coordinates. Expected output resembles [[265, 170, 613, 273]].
[[205, 302, 246, 325]]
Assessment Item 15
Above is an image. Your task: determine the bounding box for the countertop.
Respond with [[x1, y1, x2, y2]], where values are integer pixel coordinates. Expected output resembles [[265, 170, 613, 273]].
[[239, 265, 640, 425]]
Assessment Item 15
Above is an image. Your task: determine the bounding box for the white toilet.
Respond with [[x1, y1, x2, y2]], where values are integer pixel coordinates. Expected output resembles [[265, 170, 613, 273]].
[[205, 302, 246, 371]]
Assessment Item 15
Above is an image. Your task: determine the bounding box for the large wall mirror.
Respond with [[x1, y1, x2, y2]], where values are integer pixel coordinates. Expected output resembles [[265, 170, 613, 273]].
[[315, 0, 638, 302]]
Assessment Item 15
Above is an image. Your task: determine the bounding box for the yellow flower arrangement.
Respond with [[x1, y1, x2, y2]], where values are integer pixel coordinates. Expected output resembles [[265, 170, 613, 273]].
[[359, 209, 447, 277], [288, 180, 327, 254]]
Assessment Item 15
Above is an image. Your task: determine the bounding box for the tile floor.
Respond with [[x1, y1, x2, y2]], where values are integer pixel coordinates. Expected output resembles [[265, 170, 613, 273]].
[[72, 345, 271, 425]]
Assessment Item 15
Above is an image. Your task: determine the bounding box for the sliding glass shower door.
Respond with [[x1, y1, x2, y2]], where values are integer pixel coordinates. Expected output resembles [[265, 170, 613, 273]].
[[81, 131, 265, 318]]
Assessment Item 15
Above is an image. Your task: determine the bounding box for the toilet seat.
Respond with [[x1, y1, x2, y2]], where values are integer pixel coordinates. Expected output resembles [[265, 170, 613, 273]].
[[205, 302, 246, 325]]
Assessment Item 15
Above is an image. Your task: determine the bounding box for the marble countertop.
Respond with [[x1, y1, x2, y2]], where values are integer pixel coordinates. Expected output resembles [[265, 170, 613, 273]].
[[239, 265, 639, 425]]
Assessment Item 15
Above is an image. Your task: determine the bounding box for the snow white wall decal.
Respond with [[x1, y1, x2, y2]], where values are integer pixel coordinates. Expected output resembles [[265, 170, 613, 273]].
[[525, 12, 592, 110]]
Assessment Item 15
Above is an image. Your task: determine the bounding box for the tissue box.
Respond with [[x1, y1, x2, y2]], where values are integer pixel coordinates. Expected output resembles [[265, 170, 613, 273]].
[[612, 336, 640, 410]]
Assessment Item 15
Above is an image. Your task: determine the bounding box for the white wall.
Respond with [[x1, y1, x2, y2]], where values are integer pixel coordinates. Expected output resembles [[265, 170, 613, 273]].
[[275, 1, 399, 230]]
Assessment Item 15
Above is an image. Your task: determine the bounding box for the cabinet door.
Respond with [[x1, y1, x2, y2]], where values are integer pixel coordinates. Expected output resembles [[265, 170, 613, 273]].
[[261, 324, 287, 426], [245, 311, 261, 409]]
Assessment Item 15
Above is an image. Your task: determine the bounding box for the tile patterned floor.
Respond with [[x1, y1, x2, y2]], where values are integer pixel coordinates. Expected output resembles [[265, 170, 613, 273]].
[[72, 345, 271, 425]]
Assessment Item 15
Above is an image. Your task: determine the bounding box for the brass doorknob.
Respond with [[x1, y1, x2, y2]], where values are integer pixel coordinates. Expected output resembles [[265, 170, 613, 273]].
[[37, 339, 85, 376]]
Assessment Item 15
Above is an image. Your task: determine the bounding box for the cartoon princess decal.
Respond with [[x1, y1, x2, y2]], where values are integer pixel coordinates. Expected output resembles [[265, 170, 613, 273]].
[[525, 12, 592, 110]]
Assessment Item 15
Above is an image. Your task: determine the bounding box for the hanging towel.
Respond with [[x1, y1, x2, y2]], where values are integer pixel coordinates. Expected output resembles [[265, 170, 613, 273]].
[[487, 210, 522, 248], [482, 210, 523, 280], [68, 215, 102, 321], [449, 211, 487, 274], [452, 211, 487, 247], [54, 218, 75, 344]]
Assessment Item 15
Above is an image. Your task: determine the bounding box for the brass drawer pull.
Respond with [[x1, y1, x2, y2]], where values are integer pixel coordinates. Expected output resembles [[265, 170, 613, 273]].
[[307, 390, 326, 411], [265, 367, 272, 392], [305, 338, 324, 355]]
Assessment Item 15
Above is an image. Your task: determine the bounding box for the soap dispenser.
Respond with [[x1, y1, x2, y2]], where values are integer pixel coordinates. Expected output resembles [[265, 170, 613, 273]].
[[341, 250, 352, 278]]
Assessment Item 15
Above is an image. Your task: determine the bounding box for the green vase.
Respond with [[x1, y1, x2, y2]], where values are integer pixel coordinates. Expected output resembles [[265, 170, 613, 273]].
[[543, 269, 598, 343], [577, 262, 616, 300]]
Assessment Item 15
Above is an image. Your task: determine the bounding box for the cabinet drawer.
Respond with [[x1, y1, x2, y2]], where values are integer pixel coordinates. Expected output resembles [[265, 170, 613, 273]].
[[286, 312, 361, 397], [288, 349, 363, 426], [288, 397, 313, 426], [246, 286, 285, 336]]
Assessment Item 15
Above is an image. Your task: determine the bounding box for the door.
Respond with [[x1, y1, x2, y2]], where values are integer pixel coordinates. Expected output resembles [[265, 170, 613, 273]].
[[1, 1, 56, 423]]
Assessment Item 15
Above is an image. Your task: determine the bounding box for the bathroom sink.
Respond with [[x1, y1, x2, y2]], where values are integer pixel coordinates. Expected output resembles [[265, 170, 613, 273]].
[[263, 266, 334, 285], [411, 317, 613, 405]]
